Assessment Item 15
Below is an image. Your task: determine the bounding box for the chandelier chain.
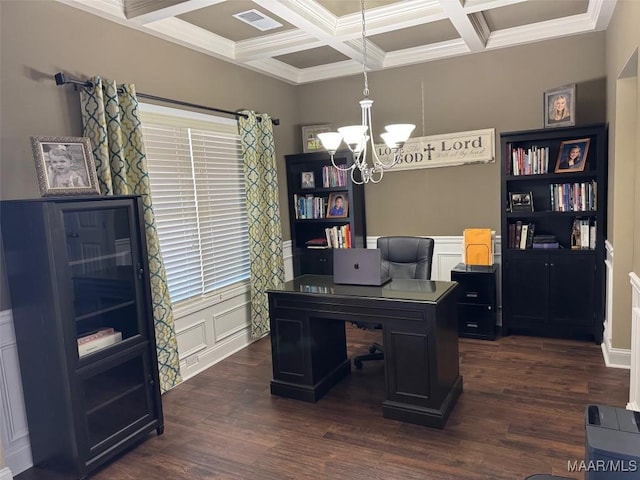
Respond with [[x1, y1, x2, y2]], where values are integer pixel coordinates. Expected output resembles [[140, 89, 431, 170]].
[[361, 0, 369, 97]]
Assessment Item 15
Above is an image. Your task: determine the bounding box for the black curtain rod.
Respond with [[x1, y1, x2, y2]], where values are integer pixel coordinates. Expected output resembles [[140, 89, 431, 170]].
[[53, 72, 280, 126]]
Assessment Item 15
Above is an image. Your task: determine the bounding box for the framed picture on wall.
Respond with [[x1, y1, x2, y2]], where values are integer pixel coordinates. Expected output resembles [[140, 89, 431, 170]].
[[31, 136, 100, 197], [302, 124, 332, 153], [544, 84, 576, 128]]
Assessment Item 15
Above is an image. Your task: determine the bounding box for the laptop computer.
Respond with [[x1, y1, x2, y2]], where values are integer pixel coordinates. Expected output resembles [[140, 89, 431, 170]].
[[333, 248, 391, 286]]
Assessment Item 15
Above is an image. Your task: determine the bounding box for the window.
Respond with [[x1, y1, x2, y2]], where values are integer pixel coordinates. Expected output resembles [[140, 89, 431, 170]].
[[139, 104, 250, 303]]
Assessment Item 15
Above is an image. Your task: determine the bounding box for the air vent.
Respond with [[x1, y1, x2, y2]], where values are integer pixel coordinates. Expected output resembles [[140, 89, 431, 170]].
[[232, 9, 282, 31]]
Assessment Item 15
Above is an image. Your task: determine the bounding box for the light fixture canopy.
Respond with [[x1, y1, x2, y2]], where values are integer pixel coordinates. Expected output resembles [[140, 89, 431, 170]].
[[317, 0, 415, 184]]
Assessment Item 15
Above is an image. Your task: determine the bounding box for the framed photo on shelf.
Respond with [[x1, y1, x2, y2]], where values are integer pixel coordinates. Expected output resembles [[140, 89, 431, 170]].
[[301, 171, 315, 189], [544, 84, 576, 128], [509, 191, 534, 212], [302, 124, 332, 153], [30, 136, 100, 197], [326, 192, 349, 218], [554, 138, 590, 173]]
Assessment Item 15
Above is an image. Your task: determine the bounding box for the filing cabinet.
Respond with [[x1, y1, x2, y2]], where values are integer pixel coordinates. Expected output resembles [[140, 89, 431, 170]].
[[450, 263, 498, 340]]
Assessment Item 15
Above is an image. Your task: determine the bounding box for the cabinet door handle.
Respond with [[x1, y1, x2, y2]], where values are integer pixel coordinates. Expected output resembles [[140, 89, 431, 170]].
[[549, 263, 554, 267], [465, 322, 479, 328], [487, 305, 492, 311], [465, 291, 479, 298]]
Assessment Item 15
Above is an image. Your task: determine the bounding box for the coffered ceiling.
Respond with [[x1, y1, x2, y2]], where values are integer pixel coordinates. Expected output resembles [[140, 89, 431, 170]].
[[58, 0, 617, 85]]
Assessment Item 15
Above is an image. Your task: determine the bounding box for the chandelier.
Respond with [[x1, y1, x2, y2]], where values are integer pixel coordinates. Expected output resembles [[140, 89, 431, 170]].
[[317, 0, 415, 185]]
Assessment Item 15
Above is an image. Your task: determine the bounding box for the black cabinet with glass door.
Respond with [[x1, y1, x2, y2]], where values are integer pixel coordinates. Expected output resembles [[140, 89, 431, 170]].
[[0, 195, 163, 479]]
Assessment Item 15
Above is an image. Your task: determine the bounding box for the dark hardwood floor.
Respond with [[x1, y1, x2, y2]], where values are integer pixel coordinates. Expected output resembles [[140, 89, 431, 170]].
[[17, 327, 630, 480]]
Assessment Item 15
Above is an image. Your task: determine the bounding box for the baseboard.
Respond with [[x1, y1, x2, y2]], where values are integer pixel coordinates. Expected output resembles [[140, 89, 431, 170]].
[[0, 467, 13, 480], [601, 339, 631, 369], [627, 401, 639, 411], [3, 442, 32, 477], [179, 328, 260, 382]]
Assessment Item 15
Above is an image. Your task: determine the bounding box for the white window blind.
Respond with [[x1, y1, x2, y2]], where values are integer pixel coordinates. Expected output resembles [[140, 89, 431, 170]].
[[140, 104, 250, 303]]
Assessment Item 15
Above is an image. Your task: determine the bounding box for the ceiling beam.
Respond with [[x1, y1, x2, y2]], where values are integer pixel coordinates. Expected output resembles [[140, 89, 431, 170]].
[[123, 0, 226, 24], [438, 0, 487, 51]]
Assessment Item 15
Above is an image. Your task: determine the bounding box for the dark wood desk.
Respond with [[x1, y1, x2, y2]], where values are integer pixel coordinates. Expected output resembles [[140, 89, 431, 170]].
[[267, 275, 463, 428]]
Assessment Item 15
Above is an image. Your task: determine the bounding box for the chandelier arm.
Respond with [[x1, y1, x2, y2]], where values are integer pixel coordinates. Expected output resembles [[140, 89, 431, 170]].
[[369, 167, 384, 183], [330, 154, 355, 172]]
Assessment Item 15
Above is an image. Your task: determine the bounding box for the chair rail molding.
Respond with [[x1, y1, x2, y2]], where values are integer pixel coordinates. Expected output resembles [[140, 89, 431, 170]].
[[628, 272, 640, 411]]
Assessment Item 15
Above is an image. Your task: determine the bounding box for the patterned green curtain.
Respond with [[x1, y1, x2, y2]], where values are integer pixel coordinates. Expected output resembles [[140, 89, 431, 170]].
[[238, 111, 284, 338], [79, 77, 181, 393]]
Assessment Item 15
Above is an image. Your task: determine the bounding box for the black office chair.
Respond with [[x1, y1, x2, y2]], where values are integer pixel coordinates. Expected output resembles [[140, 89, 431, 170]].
[[353, 236, 435, 369]]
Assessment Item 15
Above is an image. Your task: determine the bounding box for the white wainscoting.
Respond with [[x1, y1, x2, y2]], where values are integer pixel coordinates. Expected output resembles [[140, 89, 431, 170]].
[[628, 272, 640, 411], [601, 241, 632, 369], [0, 310, 32, 475], [176, 241, 293, 381], [603, 241, 614, 352], [367, 235, 503, 323]]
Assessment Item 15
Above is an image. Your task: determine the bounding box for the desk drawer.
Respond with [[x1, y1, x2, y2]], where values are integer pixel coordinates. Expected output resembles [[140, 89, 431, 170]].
[[451, 272, 495, 304], [458, 303, 496, 340]]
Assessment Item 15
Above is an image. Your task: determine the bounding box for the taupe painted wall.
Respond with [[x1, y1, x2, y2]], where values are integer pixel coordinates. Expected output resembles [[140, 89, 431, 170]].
[[0, 1, 299, 310], [297, 33, 607, 236], [605, 0, 640, 350]]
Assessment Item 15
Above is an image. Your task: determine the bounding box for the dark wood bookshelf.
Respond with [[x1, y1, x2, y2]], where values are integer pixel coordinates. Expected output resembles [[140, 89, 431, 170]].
[[285, 151, 366, 276], [500, 124, 608, 342]]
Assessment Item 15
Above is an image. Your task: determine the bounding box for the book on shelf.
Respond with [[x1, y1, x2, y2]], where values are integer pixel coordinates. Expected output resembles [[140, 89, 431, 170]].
[[571, 218, 594, 250], [532, 233, 560, 249], [294, 194, 327, 219], [525, 223, 535, 249], [519, 224, 528, 249], [77, 328, 115, 345], [305, 237, 329, 249], [508, 145, 550, 176], [78, 330, 122, 357], [514, 221, 522, 249], [532, 242, 560, 249], [510, 222, 535, 249], [322, 165, 347, 188], [549, 181, 597, 212], [324, 224, 351, 248]]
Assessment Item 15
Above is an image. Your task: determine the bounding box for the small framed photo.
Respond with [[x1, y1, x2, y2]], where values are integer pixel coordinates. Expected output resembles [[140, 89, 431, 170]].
[[301, 171, 315, 189], [326, 192, 349, 218], [510, 191, 534, 212], [544, 84, 576, 128], [302, 124, 332, 153], [555, 138, 590, 173], [31, 136, 100, 196]]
